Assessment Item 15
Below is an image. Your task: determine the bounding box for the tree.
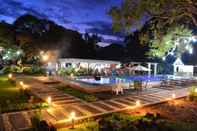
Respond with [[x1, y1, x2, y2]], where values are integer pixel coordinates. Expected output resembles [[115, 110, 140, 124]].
[[0, 22, 16, 49], [109, 0, 197, 58], [148, 25, 193, 58], [109, 0, 197, 33]]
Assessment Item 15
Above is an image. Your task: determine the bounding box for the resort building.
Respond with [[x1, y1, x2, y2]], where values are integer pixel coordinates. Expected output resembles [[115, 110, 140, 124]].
[[173, 58, 195, 77]]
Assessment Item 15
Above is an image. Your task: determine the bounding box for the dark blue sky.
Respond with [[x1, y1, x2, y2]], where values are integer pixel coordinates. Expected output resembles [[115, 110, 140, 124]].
[[0, 0, 123, 41]]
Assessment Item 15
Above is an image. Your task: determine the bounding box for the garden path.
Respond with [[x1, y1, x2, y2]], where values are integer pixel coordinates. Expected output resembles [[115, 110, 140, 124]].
[[0, 76, 189, 131]]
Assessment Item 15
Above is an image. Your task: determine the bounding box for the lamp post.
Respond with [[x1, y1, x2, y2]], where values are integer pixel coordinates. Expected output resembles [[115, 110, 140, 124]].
[[70, 111, 76, 129]]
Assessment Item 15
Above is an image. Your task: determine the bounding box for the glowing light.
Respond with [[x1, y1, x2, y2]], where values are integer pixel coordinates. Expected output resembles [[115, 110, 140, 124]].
[[70, 111, 76, 120], [16, 50, 21, 55], [70, 73, 74, 78], [47, 96, 52, 105], [162, 57, 166, 61], [172, 93, 176, 99], [136, 100, 141, 107], [70, 111, 76, 129], [189, 47, 193, 54], [8, 73, 12, 79], [19, 81, 24, 86], [191, 36, 197, 42], [40, 51, 44, 55], [195, 88, 197, 93], [42, 54, 49, 62]]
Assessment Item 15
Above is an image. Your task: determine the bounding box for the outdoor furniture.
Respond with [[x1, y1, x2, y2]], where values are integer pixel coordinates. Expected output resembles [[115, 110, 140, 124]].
[[112, 83, 124, 95]]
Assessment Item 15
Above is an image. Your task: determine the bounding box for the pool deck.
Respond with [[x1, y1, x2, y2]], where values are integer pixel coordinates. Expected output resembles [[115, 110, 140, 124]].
[[0, 76, 191, 130]]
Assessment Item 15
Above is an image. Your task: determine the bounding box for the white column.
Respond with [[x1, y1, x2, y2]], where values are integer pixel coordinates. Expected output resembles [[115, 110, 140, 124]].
[[148, 63, 151, 76], [154, 63, 157, 76]]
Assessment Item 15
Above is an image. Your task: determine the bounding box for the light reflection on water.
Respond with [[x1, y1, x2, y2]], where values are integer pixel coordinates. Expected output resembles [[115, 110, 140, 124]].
[[76, 75, 167, 84]]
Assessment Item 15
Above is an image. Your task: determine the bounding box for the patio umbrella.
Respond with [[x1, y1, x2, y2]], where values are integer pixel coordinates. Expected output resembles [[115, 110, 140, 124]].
[[128, 65, 151, 72]]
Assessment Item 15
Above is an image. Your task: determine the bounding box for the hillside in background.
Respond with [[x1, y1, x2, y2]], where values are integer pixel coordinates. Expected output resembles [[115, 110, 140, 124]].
[[0, 14, 150, 61]]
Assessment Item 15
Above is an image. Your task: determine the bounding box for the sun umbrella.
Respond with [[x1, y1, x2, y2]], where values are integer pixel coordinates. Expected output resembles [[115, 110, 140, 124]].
[[128, 65, 151, 72]]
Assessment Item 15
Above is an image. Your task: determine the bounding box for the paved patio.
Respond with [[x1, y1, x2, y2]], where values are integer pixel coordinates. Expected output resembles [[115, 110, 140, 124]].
[[0, 76, 190, 131]]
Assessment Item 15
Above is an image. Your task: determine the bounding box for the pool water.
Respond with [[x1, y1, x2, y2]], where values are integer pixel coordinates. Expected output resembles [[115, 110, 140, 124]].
[[76, 75, 167, 85]]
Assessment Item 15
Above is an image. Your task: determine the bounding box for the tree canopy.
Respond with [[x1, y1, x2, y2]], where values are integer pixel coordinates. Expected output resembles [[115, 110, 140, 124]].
[[109, 0, 197, 58], [148, 25, 193, 58], [109, 0, 197, 32]]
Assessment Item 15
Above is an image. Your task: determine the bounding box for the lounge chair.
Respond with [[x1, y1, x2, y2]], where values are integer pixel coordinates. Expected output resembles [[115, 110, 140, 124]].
[[112, 83, 124, 95]]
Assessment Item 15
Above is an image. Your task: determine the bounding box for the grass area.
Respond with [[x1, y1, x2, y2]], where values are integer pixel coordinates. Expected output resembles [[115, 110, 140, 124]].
[[57, 86, 98, 102], [0, 75, 48, 113]]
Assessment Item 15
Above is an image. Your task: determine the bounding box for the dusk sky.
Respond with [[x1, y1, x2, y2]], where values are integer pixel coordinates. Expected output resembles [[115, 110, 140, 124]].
[[0, 0, 124, 41]]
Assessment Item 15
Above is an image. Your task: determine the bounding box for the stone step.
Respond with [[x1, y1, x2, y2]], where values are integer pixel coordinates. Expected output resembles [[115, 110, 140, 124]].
[[91, 102, 115, 111], [47, 108, 68, 121], [8, 113, 30, 130], [77, 104, 104, 114], [103, 100, 126, 109], [53, 100, 81, 105]]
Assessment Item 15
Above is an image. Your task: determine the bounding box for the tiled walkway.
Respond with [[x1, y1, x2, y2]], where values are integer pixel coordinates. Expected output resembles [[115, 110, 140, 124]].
[[0, 77, 189, 131]]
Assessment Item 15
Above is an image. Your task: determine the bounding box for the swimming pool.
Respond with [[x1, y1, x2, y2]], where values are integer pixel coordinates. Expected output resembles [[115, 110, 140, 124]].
[[76, 75, 168, 85]]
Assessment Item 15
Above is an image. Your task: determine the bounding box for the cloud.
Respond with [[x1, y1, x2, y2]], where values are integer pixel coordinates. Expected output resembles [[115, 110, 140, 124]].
[[82, 21, 124, 37]]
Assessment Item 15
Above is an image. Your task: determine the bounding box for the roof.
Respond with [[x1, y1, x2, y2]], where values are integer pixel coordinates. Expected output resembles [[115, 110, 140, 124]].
[[173, 58, 184, 65], [58, 58, 120, 64]]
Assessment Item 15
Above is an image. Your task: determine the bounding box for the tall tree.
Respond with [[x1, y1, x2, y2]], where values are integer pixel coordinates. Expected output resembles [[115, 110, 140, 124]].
[[109, 0, 197, 58], [109, 0, 197, 33]]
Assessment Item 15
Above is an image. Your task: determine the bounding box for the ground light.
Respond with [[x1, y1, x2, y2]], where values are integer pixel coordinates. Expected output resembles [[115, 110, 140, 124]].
[[42, 54, 49, 62], [136, 100, 141, 107], [19, 81, 24, 87], [47, 96, 52, 105], [172, 93, 176, 99], [195, 88, 197, 93], [8, 73, 12, 80], [70, 111, 76, 129]]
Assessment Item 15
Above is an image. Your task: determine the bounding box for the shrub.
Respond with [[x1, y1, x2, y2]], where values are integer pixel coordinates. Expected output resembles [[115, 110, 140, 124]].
[[134, 80, 142, 90], [59, 86, 98, 102], [1, 66, 21, 74], [84, 95, 98, 102], [188, 86, 197, 101], [31, 111, 57, 131], [23, 66, 45, 75]]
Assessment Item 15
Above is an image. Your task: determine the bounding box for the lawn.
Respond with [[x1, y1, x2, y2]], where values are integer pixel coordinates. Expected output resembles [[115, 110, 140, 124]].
[[57, 85, 98, 102], [0, 75, 48, 113]]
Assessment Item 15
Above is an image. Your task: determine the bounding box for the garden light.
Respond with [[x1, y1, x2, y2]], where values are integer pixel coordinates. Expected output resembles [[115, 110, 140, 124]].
[[47, 96, 52, 105], [42, 54, 49, 62], [162, 56, 166, 61], [195, 88, 197, 93], [136, 100, 141, 107], [70, 111, 76, 129], [172, 93, 176, 99], [19, 81, 24, 86], [8, 73, 12, 79]]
